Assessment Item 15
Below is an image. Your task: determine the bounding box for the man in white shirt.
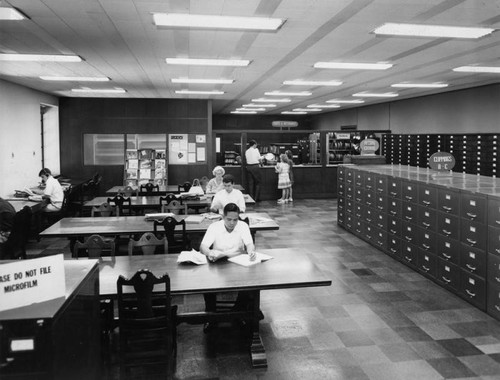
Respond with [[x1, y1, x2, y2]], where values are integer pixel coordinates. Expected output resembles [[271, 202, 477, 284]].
[[35, 168, 64, 212], [210, 174, 246, 214], [245, 140, 262, 202], [200, 202, 256, 332]]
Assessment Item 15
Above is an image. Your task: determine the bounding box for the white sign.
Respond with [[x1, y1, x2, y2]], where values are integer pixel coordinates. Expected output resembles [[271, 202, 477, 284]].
[[0, 254, 66, 311]]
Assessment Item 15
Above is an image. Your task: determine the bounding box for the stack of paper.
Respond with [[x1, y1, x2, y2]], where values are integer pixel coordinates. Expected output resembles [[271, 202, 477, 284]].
[[185, 215, 204, 224], [144, 212, 175, 221], [228, 252, 273, 267], [177, 250, 207, 265]]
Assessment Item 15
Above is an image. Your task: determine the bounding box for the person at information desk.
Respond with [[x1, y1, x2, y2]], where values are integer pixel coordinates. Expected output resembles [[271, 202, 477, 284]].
[[33, 168, 64, 212], [0, 197, 16, 259], [245, 139, 263, 202], [199, 202, 256, 332], [205, 166, 225, 194], [210, 174, 246, 214]]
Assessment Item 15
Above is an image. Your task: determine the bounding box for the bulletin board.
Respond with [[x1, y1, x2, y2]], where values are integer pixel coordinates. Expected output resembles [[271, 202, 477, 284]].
[[169, 134, 207, 165]]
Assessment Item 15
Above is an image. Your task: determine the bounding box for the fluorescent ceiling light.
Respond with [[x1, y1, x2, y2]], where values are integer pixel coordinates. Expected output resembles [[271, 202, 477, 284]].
[[326, 99, 365, 104], [0, 7, 26, 20], [353, 92, 399, 97], [391, 83, 448, 88], [0, 54, 82, 62], [294, 108, 321, 112], [242, 103, 276, 107], [40, 76, 109, 82], [252, 98, 291, 103], [307, 104, 340, 108], [373, 23, 494, 39], [264, 91, 312, 96], [453, 66, 500, 73], [314, 62, 392, 70], [153, 13, 285, 31], [231, 111, 257, 114], [282, 111, 307, 115], [171, 78, 234, 84], [175, 90, 224, 95], [166, 58, 250, 67], [237, 108, 265, 111], [72, 88, 126, 93], [283, 79, 342, 86]]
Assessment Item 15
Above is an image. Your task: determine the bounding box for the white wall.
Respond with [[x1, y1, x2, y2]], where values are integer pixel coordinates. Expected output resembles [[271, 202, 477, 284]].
[[0, 80, 59, 197]]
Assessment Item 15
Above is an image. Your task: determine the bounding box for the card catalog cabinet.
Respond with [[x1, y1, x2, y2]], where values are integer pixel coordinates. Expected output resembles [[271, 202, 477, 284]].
[[337, 164, 500, 318]]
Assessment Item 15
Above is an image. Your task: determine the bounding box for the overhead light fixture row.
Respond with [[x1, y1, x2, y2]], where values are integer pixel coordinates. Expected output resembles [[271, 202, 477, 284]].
[[171, 78, 234, 84], [391, 83, 448, 88], [264, 91, 312, 96], [236, 108, 266, 112], [282, 111, 307, 115], [153, 13, 286, 31], [0, 54, 82, 62], [242, 103, 276, 108], [308, 104, 340, 108], [72, 88, 126, 93], [41, 76, 109, 81], [283, 80, 342, 86], [373, 23, 495, 39], [166, 58, 250, 67], [252, 98, 291, 103], [326, 99, 365, 104], [231, 111, 257, 114], [0, 7, 27, 20], [314, 62, 392, 70], [175, 90, 224, 95], [353, 92, 398, 97], [294, 108, 322, 112], [453, 66, 500, 73]]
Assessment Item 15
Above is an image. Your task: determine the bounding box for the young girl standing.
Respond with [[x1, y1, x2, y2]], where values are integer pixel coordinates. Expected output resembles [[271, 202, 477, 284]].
[[275, 153, 291, 203], [285, 150, 294, 202]]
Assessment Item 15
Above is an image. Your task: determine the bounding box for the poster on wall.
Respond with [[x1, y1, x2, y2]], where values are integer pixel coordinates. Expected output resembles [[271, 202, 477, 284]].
[[169, 134, 188, 164]]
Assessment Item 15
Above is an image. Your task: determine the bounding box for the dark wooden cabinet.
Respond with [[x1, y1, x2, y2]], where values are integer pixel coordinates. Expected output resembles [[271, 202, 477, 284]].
[[337, 164, 500, 320]]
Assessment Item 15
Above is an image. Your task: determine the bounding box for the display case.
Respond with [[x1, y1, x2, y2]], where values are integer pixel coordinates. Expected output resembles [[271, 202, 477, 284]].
[[327, 130, 388, 165], [124, 134, 167, 186]]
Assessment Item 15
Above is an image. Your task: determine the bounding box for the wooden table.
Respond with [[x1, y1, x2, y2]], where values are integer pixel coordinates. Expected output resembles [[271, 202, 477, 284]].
[[5, 198, 46, 213], [84, 194, 255, 212], [39, 212, 278, 238], [106, 184, 245, 195], [97, 248, 331, 368]]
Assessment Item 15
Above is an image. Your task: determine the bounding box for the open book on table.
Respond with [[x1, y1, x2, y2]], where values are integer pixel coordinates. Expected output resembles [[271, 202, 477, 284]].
[[177, 249, 208, 265], [228, 252, 273, 267]]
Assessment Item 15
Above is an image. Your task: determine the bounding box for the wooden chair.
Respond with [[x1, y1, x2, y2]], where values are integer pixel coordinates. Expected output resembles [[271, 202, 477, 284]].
[[177, 181, 192, 193], [107, 195, 132, 216], [45, 185, 72, 227], [153, 216, 190, 253], [128, 232, 168, 256], [160, 199, 187, 215], [73, 234, 116, 259], [139, 183, 160, 196], [91, 202, 116, 217], [4, 206, 33, 260], [159, 194, 177, 208], [118, 185, 138, 197], [117, 270, 177, 380]]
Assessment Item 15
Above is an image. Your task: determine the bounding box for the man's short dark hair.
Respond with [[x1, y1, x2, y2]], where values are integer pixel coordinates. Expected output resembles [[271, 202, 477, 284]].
[[248, 140, 257, 147], [223, 202, 240, 215], [223, 174, 235, 184], [38, 168, 51, 177]]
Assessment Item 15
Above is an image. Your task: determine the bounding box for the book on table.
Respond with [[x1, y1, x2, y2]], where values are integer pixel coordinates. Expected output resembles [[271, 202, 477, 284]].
[[177, 249, 207, 265], [228, 252, 273, 267]]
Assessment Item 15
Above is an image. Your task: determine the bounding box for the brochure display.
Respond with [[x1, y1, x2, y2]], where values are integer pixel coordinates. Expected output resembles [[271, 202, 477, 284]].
[[125, 148, 167, 186]]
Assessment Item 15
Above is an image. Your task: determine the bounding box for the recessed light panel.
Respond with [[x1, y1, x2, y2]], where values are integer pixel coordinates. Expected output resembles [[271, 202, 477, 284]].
[[0, 7, 26, 20], [282, 111, 307, 115], [264, 91, 312, 96], [353, 92, 398, 97], [374, 23, 494, 39], [176, 90, 224, 95], [166, 58, 250, 66], [391, 83, 448, 88], [453, 66, 500, 73], [153, 13, 285, 31], [252, 98, 291, 103], [41, 76, 109, 81], [242, 103, 276, 107], [0, 54, 82, 62], [283, 80, 342, 86], [171, 78, 234, 84], [314, 62, 392, 70], [72, 88, 126, 93], [307, 104, 340, 108], [326, 99, 365, 104], [231, 110, 257, 114]]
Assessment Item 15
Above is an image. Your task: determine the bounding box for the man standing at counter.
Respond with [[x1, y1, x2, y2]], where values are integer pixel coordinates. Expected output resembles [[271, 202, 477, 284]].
[[245, 140, 262, 202]]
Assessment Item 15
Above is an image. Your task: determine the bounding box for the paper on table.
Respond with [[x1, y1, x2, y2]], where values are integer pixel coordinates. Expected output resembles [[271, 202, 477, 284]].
[[144, 212, 175, 221], [228, 252, 273, 267], [28, 195, 43, 202], [177, 249, 207, 265], [185, 215, 204, 224]]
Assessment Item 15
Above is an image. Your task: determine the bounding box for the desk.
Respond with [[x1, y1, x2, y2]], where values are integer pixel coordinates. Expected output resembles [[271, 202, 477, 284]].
[[84, 194, 255, 212], [5, 198, 46, 213], [98, 248, 331, 368], [106, 184, 245, 195], [39, 212, 278, 238]]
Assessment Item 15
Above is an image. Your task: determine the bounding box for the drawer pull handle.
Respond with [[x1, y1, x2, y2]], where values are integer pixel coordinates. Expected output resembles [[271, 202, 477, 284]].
[[495, 276, 500, 283], [422, 265, 430, 272], [405, 256, 413, 262], [422, 244, 430, 250], [366, 236, 372, 240], [390, 192, 397, 196], [390, 211, 397, 215], [356, 214, 362, 218], [405, 216, 412, 221], [405, 236, 412, 241], [355, 229, 362, 233], [466, 289, 476, 298], [390, 229, 397, 234], [466, 264, 476, 272], [366, 185, 372, 189], [442, 206, 452, 212], [422, 222, 430, 228], [377, 224, 383, 228], [366, 218, 372, 222], [442, 253, 451, 260], [466, 212, 477, 219], [377, 206, 383, 210], [422, 200, 431, 206], [390, 248, 397, 253], [496, 248, 500, 254], [405, 196, 413, 200], [466, 238, 477, 246], [496, 305, 500, 312], [442, 276, 451, 283], [442, 229, 451, 236], [366, 202, 372, 206], [496, 220, 500, 225]]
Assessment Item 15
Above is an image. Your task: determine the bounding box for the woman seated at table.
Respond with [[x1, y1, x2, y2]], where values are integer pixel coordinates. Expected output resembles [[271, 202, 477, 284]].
[[205, 166, 225, 194], [199, 202, 256, 332], [33, 168, 64, 212]]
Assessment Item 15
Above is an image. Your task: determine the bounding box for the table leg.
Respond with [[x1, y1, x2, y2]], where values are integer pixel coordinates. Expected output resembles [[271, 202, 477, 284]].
[[250, 290, 267, 368]]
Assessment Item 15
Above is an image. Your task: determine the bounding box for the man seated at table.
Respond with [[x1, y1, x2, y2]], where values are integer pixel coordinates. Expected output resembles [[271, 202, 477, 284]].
[[33, 168, 64, 212], [200, 202, 256, 332], [210, 174, 246, 214]]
